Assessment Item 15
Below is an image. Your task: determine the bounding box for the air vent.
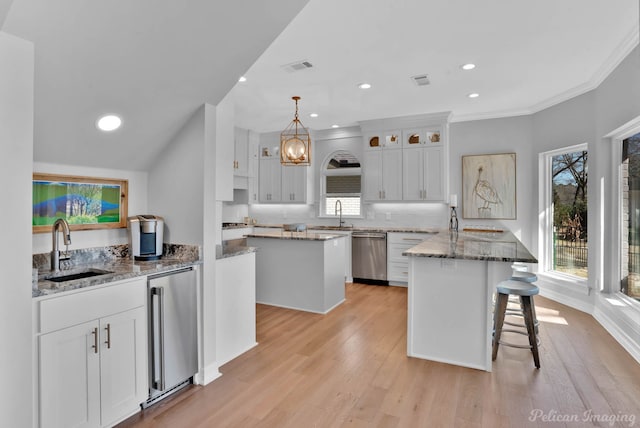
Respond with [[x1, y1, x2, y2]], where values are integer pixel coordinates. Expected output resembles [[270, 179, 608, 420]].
[[282, 60, 314, 73], [411, 74, 430, 86]]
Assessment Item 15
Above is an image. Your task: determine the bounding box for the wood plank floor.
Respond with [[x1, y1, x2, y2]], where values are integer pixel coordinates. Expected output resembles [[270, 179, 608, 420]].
[[118, 283, 640, 428]]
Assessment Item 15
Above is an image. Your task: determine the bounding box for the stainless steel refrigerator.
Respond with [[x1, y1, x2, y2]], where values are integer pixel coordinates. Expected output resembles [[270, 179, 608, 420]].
[[144, 267, 198, 407]]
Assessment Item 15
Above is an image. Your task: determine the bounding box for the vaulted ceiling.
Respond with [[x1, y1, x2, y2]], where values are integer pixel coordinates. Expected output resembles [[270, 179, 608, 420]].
[[2, 0, 639, 171]]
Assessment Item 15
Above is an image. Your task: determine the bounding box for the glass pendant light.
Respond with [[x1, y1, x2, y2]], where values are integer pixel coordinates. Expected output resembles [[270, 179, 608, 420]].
[[280, 96, 311, 166]]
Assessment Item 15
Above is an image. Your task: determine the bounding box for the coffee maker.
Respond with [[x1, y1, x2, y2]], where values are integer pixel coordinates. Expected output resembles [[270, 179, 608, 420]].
[[127, 215, 164, 261]]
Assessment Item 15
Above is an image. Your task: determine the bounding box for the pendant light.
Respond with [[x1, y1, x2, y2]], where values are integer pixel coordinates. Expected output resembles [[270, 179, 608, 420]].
[[280, 96, 311, 166]]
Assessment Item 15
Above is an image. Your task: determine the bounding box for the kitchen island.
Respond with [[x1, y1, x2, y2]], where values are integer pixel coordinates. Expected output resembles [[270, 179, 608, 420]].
[[247, 230, 347, 314], [403, 229, 537, 371]]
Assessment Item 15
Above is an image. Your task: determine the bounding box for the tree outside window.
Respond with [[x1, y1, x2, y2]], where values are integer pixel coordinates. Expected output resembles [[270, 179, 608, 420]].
[[552, 150, 588, 278]]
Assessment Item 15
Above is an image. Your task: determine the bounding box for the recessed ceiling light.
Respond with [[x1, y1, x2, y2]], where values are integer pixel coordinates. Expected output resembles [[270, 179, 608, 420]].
[[468, 93, 480, 98], [358, 83, 372, 89], [238, 76, 247, 82], [461, 63, 476, 70], [96, 115, 122, 131], [331, 124, 339, 128], [309, 113, 319, 118]]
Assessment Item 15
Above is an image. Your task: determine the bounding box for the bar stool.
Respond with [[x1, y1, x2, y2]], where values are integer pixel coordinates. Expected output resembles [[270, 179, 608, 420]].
[[507, 270, 539, 332], [492, 279, 541, 369]]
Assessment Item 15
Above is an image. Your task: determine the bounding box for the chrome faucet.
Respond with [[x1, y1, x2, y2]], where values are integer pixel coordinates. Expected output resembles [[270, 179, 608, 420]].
[[51, 218, 71, 271], [334, 199, 345, 228]]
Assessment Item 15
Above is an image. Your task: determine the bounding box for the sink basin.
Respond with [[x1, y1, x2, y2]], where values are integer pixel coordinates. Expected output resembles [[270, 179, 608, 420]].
[[44, 268, 113, 283]]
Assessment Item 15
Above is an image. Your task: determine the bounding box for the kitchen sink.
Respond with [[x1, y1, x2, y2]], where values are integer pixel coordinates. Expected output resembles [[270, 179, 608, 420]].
[[44, 268, 113, 283]]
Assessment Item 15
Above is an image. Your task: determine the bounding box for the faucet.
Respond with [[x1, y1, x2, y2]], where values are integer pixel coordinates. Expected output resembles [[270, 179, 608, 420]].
[[51, 218, 71, 271], [334, 199, 345, 228]]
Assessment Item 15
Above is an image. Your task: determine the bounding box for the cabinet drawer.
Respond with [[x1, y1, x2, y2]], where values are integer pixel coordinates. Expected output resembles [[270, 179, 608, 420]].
[[37, 278, 146, 334], [388, 261, 409, 282], [388, 242, 415, 261], [387, 232, 429, 244]]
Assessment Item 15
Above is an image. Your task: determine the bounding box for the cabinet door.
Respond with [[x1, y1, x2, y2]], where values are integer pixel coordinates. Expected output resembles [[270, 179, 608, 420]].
[[363, 150, 383, 201], [282, 166, 306, 203], [382, 149, 403, 201], [259, 158, 282, 202], [424, 146, 444, 201], [234, 128, 249, 177], [40, 320, 101, 428], [99, 307, 148, 427], [402, 147, 425, 201]]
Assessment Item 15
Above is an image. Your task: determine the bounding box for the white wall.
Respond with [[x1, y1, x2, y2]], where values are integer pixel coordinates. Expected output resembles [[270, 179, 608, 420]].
[[148, 107, 205, 245], [0, 30, 33, 428], [32, 162, 148, 253]]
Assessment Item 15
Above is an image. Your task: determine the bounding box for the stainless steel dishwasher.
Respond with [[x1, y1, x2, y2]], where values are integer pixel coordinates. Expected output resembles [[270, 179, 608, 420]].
[[144, 267, 198, 408], [352, 232, 387, 284]]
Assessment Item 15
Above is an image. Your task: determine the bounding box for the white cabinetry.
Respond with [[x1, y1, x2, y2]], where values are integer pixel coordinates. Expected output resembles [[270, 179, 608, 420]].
[[360, 113, 450, 203], [215, 96, 235, 201], [363, 148, 403, 201], [216, 252, 257, 365], [387, 232, 430, 284], [308, 229, 353, 282], [258, 140, 308, 204], [234, 127, 249, 177], [259, 158, 281, 202], [403, 146, 444, 201], [35, 278, 148, 428]]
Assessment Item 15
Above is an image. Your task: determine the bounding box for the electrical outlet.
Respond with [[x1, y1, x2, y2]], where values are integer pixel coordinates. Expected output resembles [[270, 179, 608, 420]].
[[385, 212, 391, 221]]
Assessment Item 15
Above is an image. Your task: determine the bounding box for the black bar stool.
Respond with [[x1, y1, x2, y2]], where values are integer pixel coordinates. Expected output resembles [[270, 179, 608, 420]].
[[492, 279, 541, 369]]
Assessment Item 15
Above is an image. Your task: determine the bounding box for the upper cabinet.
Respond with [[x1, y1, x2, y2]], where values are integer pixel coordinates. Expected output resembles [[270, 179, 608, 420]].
[[402, 127, 442, 147], [257, 134, 309, 204], [360, 112, 451, 203], [233, 127, 249, 177]]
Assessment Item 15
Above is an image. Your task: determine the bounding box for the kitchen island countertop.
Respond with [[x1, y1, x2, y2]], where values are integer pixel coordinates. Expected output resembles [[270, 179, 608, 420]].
[[403, 229, 537, 263]]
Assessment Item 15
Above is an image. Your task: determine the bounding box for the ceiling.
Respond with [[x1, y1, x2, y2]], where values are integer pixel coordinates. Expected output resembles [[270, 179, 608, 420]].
[[233, 0, 639, 132], [2, 0, 639, 171], [2, 0, 311, 170]]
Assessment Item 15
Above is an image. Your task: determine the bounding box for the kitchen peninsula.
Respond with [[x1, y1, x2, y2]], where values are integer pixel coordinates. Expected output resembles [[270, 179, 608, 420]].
[[247, 231, 347, 314], [404, 229, 537, 371]]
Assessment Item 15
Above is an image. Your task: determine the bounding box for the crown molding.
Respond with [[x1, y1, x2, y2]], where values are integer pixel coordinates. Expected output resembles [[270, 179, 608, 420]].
[[453, 24, 640, 124]]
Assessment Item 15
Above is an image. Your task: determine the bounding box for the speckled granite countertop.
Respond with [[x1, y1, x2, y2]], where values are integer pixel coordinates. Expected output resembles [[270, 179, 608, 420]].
[[403, 229, 537, 263], [246, 230, 347, 241], [33, 244, 202, 298], [253, 224, 439, 234], [216, 243, 257, 259]]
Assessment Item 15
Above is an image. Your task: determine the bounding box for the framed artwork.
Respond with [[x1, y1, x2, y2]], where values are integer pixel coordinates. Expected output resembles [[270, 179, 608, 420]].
[[33, 173, 128, 233], [461, 153, 516, 219]]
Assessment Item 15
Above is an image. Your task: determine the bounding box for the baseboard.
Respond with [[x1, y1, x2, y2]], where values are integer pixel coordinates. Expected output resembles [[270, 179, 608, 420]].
[[593, 306, 640, 365], [194, 362, 221, 386], [256, 299, 345, 314], [538, 285, 594, 314]]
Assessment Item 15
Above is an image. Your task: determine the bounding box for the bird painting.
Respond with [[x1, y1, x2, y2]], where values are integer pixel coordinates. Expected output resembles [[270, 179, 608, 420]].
[[473, 165, 502, 217]]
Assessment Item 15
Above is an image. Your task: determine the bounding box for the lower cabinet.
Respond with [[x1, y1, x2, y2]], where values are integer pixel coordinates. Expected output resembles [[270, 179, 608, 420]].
[[35, 278, 148, 428], [387, 232, 430, 284]]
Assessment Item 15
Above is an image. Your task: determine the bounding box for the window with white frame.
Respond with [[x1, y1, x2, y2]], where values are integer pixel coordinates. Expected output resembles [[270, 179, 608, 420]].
[[621, 132, 640, 300], [321, 151, 362, 217], [539, 144, 588, 280]]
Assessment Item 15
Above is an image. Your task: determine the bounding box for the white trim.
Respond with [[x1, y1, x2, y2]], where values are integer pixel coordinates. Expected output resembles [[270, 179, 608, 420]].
[[593, 294, 640, 365], [538, 143, 589, 280], [255, 299, 346, 315], [452, 25, 639, 125], [194, 362, 222, 386]]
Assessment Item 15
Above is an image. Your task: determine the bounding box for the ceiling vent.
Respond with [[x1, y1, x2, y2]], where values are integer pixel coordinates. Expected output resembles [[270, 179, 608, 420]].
[[411, 74, 430, 86], [282, 60, 314, 73]]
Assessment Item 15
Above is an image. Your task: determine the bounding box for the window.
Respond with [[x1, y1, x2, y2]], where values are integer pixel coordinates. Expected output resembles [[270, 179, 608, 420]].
[[321, 151, 362, 217], [621, 132, 640, 300], [539, 144, 588, 280]]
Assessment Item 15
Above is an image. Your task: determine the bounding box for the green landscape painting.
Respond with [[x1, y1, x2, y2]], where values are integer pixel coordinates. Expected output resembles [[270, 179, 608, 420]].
[[33, 176, 125, 230]]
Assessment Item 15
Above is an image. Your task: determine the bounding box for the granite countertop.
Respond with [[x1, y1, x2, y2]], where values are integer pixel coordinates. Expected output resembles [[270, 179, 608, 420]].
[[253, 224, 439, 234], [216, 243, 257, 259], [246, 230, 346, 241], [403, 229, 537, 263], [33, 244, 202, 298]]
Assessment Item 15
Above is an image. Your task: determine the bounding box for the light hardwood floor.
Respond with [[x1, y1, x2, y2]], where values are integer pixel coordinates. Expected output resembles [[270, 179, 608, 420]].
[[118, 283, 640, 427]]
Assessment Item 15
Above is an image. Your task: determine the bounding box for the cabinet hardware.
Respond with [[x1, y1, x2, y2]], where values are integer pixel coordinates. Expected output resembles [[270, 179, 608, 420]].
[[402, 238, 423, 241], [105, 323, 111, 349], [151, 287, 166, 391], [91, 327, 98, 354], [383, 190, 386, 199]]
